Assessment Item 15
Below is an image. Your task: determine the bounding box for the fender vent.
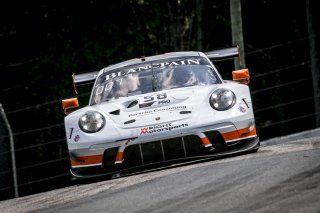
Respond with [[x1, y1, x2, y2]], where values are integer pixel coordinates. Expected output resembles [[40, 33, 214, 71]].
[[109, 109, 120, 115], [180, 111, 192, 114], [124, 119, 136, 124], [127, 100, 138, 108]]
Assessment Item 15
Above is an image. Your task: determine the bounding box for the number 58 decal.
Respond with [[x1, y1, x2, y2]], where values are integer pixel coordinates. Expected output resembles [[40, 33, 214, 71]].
[[139, 93, 168, 108], [143, 93, 167, 102]]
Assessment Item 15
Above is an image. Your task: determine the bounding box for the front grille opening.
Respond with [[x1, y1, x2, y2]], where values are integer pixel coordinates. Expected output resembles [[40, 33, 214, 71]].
[[123, 144, 143, 168], [183, 135, 208, 156], [102, 147, 118, 169], [162, 137, 185, 160], [105, 134, 223, 170], [141, 141, 164, 164]]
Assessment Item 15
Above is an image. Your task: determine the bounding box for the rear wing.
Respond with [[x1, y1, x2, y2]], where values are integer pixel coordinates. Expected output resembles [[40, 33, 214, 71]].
[[204, 45, 240, 62], [72, 71, 99, 94]]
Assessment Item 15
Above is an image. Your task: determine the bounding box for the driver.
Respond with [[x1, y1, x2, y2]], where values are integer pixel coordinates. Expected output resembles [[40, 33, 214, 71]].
[[172, 66, 197, 87]]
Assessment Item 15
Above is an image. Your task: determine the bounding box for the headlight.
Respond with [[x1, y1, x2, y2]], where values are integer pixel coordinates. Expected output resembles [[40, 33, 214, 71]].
[[79, 111, 105, 133], [210, 88, 236, 111]]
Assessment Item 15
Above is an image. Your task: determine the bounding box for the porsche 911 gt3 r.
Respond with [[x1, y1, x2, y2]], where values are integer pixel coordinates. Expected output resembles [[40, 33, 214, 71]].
[[62, 46, 259, 180]]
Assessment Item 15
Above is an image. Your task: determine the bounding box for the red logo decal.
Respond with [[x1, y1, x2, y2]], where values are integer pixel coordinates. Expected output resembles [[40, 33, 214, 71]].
[[140, 128, 148, 135]]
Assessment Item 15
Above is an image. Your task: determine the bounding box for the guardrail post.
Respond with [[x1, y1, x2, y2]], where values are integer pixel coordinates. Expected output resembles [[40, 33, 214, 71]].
[[0, 104, 19, 198]]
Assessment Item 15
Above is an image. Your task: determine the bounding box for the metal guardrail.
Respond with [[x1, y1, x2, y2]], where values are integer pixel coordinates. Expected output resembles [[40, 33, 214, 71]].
[[0, 104, 18, 198]]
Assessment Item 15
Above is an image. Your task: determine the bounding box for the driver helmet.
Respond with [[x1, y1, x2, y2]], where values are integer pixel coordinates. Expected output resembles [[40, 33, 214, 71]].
[[172, 66, 195, 85]]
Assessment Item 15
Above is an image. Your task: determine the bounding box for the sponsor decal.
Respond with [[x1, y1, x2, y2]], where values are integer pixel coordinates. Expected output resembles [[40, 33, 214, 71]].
[[158, 100, 170, 104], [140, 127, 148, 134], [239, 106, 246, 113], [139, 93, 168, 108], [154, 105, 186, 112], [242, 98, 250, 108], [129, 106, 187, 117], [140, 123, 188, 135], [69, 128, 74, 139], [74, 135, 80, 142], [103, 58, 202, 81], [238, 98, 252, 113]]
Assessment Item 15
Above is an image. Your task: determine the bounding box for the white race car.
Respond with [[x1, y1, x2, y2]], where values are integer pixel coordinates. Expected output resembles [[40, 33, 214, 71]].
[[62, 46, 259, 180]]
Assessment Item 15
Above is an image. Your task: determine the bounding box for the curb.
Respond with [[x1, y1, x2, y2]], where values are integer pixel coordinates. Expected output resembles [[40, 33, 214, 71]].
[[261, 128, 320, 146]]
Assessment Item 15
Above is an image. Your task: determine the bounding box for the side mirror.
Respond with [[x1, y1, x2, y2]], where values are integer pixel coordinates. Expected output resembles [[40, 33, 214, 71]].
[[62, 97, 79, 115], [232, 69, 250, 85]]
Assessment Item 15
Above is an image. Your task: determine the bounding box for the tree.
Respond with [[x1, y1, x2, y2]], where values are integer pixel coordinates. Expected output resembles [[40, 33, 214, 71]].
[[230, 0, 245, 69]]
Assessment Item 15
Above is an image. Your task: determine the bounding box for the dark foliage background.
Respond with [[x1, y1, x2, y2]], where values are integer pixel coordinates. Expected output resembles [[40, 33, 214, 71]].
[[0, 0, 319, 200]]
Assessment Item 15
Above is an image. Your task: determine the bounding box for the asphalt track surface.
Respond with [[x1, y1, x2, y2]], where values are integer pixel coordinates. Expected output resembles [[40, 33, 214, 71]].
[[1, 135, 320, 213]]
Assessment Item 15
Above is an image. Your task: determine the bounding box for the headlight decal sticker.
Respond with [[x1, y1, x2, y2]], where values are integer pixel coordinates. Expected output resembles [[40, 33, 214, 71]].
[[68, 128, 74, 139], [238, 98, 251, 113], [242, 98, 250, 108]]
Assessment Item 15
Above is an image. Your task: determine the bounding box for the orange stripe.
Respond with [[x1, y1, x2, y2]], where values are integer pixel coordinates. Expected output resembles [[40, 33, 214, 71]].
[[115, 152, 124, 162], [200, 137, 211, 146], [70, 154, 103, 166], [222, 127, 257, 141], [239, 126, 257, 137]]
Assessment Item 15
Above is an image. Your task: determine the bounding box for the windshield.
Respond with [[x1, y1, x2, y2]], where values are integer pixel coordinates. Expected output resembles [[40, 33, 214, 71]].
[[90, 56, 222, 105]]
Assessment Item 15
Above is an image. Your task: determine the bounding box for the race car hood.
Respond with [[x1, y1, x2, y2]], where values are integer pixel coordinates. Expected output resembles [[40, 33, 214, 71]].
[[94, 86, 218, 128]]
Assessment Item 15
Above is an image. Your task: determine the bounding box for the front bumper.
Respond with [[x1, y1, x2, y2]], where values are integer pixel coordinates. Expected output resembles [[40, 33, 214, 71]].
[[69, 127, 259, 180]]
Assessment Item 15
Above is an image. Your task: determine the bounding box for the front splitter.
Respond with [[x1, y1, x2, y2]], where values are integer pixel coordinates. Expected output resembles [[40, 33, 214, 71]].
[[70, 136, 260, 182]]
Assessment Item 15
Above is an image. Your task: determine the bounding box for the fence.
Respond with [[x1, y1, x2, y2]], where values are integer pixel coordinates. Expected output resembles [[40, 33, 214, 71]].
[[0, 38, 319, 200]]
